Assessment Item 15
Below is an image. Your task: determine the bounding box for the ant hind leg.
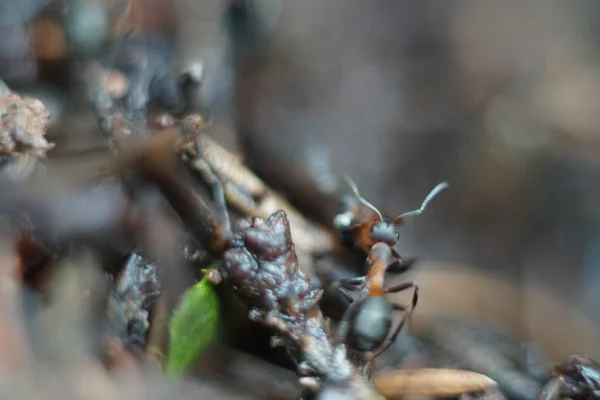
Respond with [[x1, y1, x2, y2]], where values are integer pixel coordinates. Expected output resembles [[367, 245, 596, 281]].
[[339, 276, 366, 291]]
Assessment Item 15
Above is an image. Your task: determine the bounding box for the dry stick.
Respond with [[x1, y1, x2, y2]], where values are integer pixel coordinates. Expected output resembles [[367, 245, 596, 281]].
[[146, 293, 169, 363], [373, 368, 497, 398], [128, 128, 231, 256]]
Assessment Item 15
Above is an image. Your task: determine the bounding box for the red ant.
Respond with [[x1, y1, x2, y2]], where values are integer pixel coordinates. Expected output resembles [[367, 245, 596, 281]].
[[333, 177, 449, 377]]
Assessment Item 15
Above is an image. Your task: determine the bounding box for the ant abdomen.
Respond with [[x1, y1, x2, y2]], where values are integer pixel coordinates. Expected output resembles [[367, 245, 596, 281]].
[[347, 296, 393, 352]]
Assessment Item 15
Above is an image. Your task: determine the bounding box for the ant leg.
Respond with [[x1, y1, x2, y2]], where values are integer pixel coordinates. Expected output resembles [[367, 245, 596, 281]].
[[386, 257, 418, 275], [339, 276, 366, 291], [385, 281, 418, 309], [335, 298, 362, 345], [189, 158, 233, 240], [373, 303, 410, 358], [339, 288, 355, 303], [362, 351, 375, 380]]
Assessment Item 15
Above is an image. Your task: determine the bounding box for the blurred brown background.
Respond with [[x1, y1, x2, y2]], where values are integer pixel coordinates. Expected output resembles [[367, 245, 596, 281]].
[[190, 0, 600, 360], [6, 0, 600, 361]]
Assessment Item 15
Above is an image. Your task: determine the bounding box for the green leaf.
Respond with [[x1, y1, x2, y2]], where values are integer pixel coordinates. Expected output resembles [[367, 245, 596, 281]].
[[165, 276, 220, 377]]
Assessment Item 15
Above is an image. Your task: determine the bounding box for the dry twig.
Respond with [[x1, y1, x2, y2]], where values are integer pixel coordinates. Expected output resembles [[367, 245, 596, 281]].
[[373, 368, 497, 398]]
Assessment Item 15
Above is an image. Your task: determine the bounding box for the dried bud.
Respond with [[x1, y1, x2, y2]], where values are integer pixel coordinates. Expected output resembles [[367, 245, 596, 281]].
[[0, 91, 54, 158], [218, 210, 318, 315], [0, 90, 54, 182]]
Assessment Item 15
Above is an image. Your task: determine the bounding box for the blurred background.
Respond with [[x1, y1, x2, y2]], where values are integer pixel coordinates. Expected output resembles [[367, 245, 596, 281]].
[[3, 0, 600, 377], [225, 0, 600, 361]]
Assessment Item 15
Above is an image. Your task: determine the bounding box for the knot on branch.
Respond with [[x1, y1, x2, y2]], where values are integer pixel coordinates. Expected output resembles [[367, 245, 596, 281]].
[[208, 210, 357, 387], [216, 210, 321, 319]]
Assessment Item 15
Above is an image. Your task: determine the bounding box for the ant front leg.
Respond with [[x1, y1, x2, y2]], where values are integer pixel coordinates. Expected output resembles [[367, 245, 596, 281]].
[[335, 295, 363, 346], [334, 277, 367, 348], [386, 257, 418, 275], [189, 157, 233, 240], [338, 276, 366, 304], [339, 276, 366, 291]]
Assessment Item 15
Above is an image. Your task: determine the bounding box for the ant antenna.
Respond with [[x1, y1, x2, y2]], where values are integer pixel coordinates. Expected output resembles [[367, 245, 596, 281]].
[[393, 181, 449, 222], [343, 174, 383, 221]]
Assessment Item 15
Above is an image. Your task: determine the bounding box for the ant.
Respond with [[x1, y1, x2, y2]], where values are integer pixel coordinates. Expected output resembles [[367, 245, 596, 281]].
[[333, 177, 449, 377], [334, 176, 449, 258]]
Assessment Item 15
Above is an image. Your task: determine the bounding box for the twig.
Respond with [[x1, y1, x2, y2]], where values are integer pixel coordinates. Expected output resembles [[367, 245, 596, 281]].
[[125, 128, 231, 256], [146, 292, 169, 363], [373, 368, 497, 397]]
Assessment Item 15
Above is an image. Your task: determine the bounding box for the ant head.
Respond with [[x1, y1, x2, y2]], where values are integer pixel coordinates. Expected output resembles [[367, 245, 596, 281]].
[[369, 220, 399, 246]]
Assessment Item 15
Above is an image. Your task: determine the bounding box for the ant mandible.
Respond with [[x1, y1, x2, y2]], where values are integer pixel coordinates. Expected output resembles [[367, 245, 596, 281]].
[[333, 177, 449, 377]]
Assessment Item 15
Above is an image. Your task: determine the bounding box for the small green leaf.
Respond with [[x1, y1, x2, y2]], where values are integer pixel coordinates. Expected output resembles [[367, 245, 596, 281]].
[[165, 276, 220, 376]]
